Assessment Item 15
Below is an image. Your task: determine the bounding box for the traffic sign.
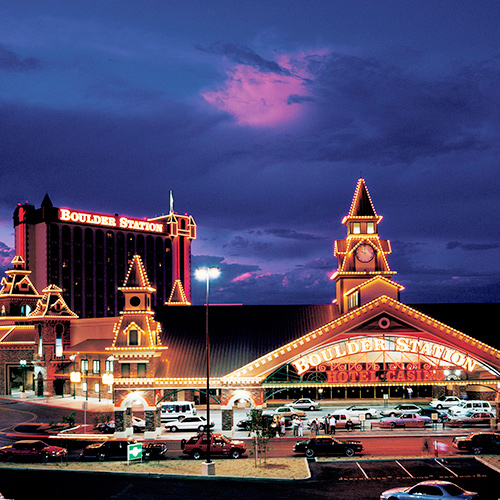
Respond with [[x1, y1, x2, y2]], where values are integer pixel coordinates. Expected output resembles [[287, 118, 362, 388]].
[[127, 443, 143, 463]]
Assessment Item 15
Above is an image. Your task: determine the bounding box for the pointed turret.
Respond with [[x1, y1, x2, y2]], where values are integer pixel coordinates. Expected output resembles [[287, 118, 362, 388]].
[[332, 179, 398, 314]]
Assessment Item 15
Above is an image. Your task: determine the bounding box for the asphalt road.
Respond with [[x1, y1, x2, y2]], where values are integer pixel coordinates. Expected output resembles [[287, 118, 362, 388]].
[[0, 457, 497, 500]]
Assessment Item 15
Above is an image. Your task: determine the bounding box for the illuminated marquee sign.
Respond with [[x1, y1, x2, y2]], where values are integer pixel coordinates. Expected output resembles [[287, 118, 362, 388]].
[[291, 336, 477, 376], [59, 209, 164, 233]]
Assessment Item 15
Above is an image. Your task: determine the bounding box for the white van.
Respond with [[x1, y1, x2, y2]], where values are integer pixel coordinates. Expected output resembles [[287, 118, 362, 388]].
[[159, 401, 197, 423], [448, 400, 493, 416]]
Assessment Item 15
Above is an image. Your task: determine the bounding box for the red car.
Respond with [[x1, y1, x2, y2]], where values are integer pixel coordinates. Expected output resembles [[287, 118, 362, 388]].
[[0, 440, 67, 462]]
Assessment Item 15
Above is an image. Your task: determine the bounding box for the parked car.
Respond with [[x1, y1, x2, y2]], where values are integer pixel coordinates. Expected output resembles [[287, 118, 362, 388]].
[[307, 414, 360, 430], [0, 440, 67, 463], [429, 396, 461, 409], [182, 433, 246, 460], [165, 415, 214, 432], [380, 404, 422, 417], [446, 411, 495, 428], [332, 405, 378, 420], [380, 480, 478, 500], [285, 398, 320, 411], [237, 413, 292, 431], [379, 412, 431, 429], [293, 436, 363, 458], [448, 400, 493, 417], [96, 416, 146, 434], [80, 438, 167, 461], [273, 406, 306, 418], [418, 408, 448, 423], [452, 432, 500, 454]]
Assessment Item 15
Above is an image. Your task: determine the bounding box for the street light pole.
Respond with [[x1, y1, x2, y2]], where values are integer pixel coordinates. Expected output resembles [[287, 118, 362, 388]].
[[195, 266, 220, 476]]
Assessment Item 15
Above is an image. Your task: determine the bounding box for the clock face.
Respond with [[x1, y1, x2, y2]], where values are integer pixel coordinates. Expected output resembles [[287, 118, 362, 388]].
[[356, 244, 375, 263]]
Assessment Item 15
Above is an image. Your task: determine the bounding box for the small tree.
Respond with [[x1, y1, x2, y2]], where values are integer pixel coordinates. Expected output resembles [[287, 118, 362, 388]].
[[247, 408, 275, 467]]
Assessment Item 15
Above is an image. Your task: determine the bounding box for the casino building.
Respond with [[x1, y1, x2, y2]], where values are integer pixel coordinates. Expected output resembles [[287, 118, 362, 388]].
[[13, 195, 196, 317], [1, 179, 499, 435]]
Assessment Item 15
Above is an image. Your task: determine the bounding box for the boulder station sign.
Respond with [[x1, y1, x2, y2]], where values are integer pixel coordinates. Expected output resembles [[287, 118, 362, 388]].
[[59, 208, 164, 233], [291, 336, 477, 377]]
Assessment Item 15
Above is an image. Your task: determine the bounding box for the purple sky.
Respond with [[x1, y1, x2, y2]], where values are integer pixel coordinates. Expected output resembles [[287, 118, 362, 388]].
[[0, 1, 499, 306]]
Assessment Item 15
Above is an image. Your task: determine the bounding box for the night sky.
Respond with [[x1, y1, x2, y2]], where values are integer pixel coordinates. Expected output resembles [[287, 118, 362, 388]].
[[0, 1, 499, 306]]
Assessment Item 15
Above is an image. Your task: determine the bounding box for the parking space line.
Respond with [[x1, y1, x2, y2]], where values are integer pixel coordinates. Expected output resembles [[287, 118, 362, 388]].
[[356, 462, 369, 479], [395, 460, 414, 478], [434, 459, 458, 477]]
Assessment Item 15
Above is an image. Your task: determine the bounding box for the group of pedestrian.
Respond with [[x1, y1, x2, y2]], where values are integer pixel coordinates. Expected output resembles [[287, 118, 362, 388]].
[[291, 416, 304, 436]]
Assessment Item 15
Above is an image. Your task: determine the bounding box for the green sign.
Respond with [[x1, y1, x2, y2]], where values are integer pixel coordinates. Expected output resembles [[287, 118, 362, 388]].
[[127, 443, 143, 462]]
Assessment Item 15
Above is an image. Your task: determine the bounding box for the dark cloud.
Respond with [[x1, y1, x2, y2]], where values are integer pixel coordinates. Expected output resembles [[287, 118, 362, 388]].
[[263, 229, 324, 241], [196, 41, 292, 76], [447, 241, 500, 251], [0, 45, 42, 72]]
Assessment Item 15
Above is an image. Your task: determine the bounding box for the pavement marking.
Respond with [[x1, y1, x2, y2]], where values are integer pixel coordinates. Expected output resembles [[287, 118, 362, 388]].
[[395, 460, 414, 478], [356, 462, 369, 479], [433, 459, 458, 477]]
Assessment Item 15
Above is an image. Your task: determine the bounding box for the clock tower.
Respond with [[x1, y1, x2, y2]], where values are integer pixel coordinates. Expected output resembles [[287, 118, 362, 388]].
[[332, 179, 399, 313]]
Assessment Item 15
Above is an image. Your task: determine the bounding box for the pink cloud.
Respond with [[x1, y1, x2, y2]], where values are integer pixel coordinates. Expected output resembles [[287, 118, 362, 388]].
[[232, 272, 255, 282], [201, 52, 318, 127]]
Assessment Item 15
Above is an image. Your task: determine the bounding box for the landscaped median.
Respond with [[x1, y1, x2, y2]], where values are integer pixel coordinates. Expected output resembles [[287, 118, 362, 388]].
[[0, 457, 311, 480]]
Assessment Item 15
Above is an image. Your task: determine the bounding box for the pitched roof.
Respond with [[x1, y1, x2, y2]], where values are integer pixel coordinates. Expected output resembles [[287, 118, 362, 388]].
[[347, 178, 378, 218], [155, 304, 339, 378], [119, 254, 155, 290], [154, 301, 500, 380]]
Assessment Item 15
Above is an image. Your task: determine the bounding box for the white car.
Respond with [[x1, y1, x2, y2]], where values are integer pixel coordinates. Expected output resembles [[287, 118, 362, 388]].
[[332, 405, 379, 420], [273, 406, 306, 418], [285, 398, 320, 411], [429, 396, 461, 409], [165, 415, 214, 432], [380, 480, 478, 500]]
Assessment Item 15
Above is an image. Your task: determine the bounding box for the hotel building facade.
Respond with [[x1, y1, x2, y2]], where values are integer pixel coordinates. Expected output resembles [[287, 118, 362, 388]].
[[1, 179, 499, 437], [13, 195, 196, 318]]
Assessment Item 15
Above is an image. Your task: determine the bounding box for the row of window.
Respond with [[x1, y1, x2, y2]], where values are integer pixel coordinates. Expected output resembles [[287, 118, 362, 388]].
[[79, 360, 146, 378], [80, 359, 114, 374]]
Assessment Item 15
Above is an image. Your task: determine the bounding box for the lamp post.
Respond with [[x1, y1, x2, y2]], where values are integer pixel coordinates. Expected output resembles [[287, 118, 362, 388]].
[[195, 266, 220, 476]]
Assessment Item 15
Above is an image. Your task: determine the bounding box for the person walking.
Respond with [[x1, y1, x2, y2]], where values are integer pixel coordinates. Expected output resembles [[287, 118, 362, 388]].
[[310, 418, 317, 435], [298, 417, 304, 436], [329, 414, 336, 434], [280, 416, 286, 436], [324, 414, 330, 434], [292, 416, 299, 437]]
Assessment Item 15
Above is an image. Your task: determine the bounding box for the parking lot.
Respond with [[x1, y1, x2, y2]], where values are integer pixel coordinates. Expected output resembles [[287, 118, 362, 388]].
[[312, 456, 491, 481]]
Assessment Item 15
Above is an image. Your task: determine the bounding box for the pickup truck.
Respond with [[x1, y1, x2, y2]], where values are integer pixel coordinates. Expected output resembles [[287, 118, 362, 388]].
[[181, 433, 246, 460]]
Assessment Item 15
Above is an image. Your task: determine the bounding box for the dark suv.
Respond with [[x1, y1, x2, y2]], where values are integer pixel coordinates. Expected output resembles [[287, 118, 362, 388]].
[[293, 436, 363, 458], [452, 432, 500, 454], [80, 439, 167, 461]]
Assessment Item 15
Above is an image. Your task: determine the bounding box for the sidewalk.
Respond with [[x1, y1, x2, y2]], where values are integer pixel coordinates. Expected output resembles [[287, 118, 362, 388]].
[[1, 393, 114, 413]]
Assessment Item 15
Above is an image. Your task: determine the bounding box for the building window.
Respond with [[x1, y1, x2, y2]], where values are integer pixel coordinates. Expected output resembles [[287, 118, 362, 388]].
[[128, 329, 138, 346], [105, 359, 113, 373], [38, 325, 43, 357], [367, 222, 375, 234], [81, 359, 89, 373], [352, 222, 361, 234], [137, 363, 147, 378], [55, 324, 63, 357], [121, 363, 130, 377], [94, 383, 100, 393], [348, 291, 360, 309], [83, 382, 88, 393], [20, 304, 31, 316], [93, 360, 100, 374]]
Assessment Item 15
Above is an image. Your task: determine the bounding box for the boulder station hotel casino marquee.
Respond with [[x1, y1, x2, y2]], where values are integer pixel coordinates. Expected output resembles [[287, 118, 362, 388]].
[[1, 179, 500, 435]]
